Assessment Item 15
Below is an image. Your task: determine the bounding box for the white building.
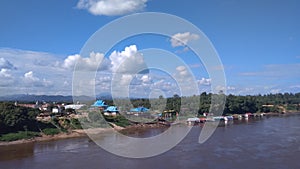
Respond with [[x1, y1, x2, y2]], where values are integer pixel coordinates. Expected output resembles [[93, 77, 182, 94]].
[[64, 104, 85, 110]]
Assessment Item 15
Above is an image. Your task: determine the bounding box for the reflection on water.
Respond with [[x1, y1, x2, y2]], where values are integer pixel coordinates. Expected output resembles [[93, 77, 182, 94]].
[[120, 126, 169, 138], [1, 114, 300, 169], [0, 143, 34, 161]]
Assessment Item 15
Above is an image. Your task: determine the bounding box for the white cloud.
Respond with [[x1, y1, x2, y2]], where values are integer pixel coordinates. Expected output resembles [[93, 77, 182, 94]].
[[0, 57, 16, 70], [109, 45, 147, 74], [24, 71, 39, 82], [97, 75, 112, 83], [270, 88, 281, 94], [63, 54, 81, 70], [77, 0, 147, 16], [174, 65, 199, 95], [0, 48, 70, 95], [0, 69, 15, 87], [63, 45, 146, 73], [227, 86, 236, 91], [120, 74, 133, 85], [141, 74, 151, 83], [170, 32, 200, 47], [23, 71, 53, 87], [63, 52, 109, 71], [174, 66, 189, 84], [94, 75, 112, 91], [0, 69, 12, 78], [198, 78, 211, 86], [176, 66, 188, 76], [153, 79, 178, 95]]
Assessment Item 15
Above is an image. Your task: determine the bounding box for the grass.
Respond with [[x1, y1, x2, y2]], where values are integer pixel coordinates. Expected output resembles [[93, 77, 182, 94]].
[[0, 131, 41, 142], [42, 128, 61, 135], [70, 118, 83, 129], [113, 115, 131, 127]]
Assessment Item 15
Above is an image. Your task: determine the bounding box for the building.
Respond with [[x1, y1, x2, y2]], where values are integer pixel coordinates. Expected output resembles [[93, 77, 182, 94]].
[[91, 100, 108, 110], [104, 106, 119, 116], [129, 106, 149, 113], [64, 104, 85, 110], [128, 106, 150, 116]]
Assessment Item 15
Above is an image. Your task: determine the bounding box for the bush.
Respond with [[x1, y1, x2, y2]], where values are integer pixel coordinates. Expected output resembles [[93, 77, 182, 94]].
[[114, 115, 131, 127], [70, 119, 82, 129], [0, 131, 40, 142], [42, 128, 60, 135]]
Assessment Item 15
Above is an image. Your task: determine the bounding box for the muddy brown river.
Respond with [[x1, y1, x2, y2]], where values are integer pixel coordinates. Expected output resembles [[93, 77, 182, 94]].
[[1, 114, 300, 169]]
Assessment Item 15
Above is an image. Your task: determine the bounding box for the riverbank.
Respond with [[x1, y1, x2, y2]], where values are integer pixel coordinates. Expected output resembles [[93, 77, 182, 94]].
[[1, 112, 299, 146], [0, 127, 118, 146], [0, 131, 86, 146], [0, 123, 160, 146], [263, 111, 300, 116]]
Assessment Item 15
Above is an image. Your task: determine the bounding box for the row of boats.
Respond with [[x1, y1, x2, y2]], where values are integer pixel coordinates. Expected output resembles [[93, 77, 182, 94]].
[[186, 113, 266, 125]]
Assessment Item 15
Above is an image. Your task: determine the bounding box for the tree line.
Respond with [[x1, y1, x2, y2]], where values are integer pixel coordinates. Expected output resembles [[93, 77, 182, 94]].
[[1, 92, 299, 136], [115, 92, 300, 115]]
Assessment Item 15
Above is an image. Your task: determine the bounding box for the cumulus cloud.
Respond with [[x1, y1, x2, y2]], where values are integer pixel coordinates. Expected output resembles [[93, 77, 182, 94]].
[[170, 32, 200, 47], [63, 45, 146, 73], [176, 66, 189, 76], [63, 54, 80, 69], [24, 71, 39, 82], [0, 69, 12, 78], [174, 66, 194, 83], [109, 45, 147, 74], [0, 57, 16, 70], [77, 0, 147, 16], [120, 74, 134, 85], [23, 71, 53, 87], [0, 48, 70, 95], [174, 65, 199, 95], [0, 69, 15, 87], [141, 74, 151, 83], [63, 52, 109, 71], [198, 78, 211, 86]]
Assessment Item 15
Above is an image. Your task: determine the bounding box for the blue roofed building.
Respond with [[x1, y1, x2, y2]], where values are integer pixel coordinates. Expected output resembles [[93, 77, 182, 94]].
[[104, 106, 119, 116], [92, 100, 108, 110], [127, 106, 150, 116], [129, 106, 149, 113]]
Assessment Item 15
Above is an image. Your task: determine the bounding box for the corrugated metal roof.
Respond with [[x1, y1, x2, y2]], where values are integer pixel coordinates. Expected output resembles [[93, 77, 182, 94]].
[[105, 106, 118, 112], [130, 106, 149, 112], [92, 100, 107, 107]]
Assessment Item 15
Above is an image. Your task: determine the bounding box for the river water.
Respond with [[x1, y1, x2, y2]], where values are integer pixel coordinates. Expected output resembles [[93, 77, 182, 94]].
[[1, 114, 300, 169]]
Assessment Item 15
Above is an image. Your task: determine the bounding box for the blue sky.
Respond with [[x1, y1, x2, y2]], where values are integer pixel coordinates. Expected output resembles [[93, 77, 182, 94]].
[[0, 0, 299, 96]]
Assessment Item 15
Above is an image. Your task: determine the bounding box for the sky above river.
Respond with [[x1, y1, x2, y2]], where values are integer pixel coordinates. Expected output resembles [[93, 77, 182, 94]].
[[0, 0, 299, 97]]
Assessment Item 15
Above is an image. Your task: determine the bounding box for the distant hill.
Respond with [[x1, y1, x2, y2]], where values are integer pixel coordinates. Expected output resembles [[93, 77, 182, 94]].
[[0, 94, 94, 103], [96, 92, 113, 100], [0, 92, 150, 103]]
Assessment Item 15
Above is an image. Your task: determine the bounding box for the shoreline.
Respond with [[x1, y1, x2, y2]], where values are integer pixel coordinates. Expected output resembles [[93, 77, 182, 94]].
[[1, 111, 299, 146], [0, 127, 116, 146], [0, 123, 166, 146], [263, 111, 300, 116], [0, 131, 87, 146]]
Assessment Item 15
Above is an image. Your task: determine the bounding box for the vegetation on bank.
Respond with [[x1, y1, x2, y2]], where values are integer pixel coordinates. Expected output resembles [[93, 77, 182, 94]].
[[1, 92, 299, 141], [80, 111, 131, 128], [127, 93, 300, 114], [105, 115, 131, 127], [0, 131, 40, 142], [0, 102, 83, 141]]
